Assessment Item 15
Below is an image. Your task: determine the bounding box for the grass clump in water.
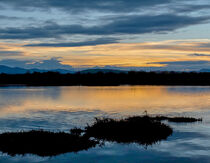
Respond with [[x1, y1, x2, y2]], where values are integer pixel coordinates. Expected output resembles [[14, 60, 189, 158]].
[[85, 115, 173, 146], [0, 130, 98, 157], [152, 116, 202, 123]]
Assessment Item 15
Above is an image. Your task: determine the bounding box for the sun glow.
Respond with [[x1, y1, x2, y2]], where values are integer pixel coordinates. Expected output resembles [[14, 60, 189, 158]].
[[1, 39, 210, 67]]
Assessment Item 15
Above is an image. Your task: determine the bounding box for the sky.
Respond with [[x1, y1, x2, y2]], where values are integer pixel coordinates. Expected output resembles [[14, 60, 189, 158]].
[[1, 0, 210, 71]]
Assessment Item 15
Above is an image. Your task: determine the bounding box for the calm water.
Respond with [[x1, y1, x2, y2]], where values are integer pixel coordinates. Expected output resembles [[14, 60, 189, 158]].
[[0, 86, 210, 163]]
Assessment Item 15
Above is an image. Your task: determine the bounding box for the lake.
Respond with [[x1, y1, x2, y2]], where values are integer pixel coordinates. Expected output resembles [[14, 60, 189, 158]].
[[0, 86, 209, 163]]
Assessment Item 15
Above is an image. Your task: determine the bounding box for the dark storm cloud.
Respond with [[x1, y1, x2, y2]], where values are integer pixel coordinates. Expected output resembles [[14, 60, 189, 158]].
[[24, 38, 119, 47], [0, 50, 23, 56], [1, 0, 209, 17], [0, 25, 56, 39], [189, 53, 210, 57], [0, 14, 208, 40], [153, 60, 209, 65], [172, 4, 210, 13], [0, 15, 35, 21], [0, 15, 20, 20], [0, 0, 171, 12], [148, 60, 210, 71], [0, 58, 73, 70], [100, 15, 209, 34], [196, 42, 210, 48]]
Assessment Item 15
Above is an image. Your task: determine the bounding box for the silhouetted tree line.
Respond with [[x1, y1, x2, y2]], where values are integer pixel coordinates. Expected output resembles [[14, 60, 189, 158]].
[[0, 71, 210, 86]]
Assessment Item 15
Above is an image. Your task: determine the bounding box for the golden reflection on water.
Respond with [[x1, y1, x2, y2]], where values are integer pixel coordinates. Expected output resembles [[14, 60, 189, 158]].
[[0, 86, 210, 117]]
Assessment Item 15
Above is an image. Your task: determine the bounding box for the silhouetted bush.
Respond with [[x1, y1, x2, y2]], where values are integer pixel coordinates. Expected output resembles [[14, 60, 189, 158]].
[[85, 116, 173, 146], [0, 130, 98, 157]]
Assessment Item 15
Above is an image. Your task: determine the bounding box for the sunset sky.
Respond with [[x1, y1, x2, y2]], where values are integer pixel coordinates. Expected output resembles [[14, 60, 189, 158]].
[[1, 0, 210, 71]]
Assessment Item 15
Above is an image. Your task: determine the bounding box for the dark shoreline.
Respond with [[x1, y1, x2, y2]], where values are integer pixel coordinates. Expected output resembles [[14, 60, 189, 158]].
[[1, 71, 210, 86]]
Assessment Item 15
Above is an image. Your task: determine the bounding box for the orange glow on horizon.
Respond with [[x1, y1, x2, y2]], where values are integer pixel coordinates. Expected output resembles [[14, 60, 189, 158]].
[[1, 39, 210, 67]]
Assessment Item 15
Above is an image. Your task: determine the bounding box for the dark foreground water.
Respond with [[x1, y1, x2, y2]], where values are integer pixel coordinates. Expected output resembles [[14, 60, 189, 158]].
[[0, 86, 209, 163]]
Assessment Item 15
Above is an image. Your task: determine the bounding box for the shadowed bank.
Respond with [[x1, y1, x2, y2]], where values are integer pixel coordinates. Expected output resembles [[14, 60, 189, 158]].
[[1, 71, 210, 86], [0, 116, 201, 157]]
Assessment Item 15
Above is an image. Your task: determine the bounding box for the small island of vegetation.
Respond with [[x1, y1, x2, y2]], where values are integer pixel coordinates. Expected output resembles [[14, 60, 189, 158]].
[[0, 115, 202, 157]]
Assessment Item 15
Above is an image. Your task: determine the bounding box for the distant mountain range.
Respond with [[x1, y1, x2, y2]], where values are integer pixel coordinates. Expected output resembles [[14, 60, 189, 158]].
[[0, 65, 209, 74], [0, 65, 74, 74], [79, 69, 125, 74], [0, 65, 126, 74]]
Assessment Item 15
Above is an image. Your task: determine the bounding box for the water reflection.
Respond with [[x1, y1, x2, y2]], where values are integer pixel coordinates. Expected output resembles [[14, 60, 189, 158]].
[[0, 86, 209, 162], [0, 86, 210, 117]]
